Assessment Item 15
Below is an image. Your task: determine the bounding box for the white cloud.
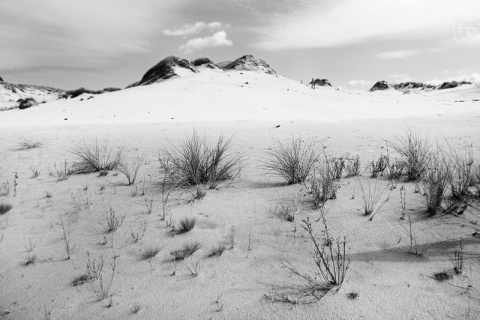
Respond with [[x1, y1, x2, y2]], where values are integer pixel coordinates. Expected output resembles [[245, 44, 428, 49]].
[[179, 31, 233, 53], [163, 21, 222, 37], [388, 74, 414, 84], [255, 0, 480, 50], [426, 73, 480, 86], [376, 50, 418, 60], [347, 80, 371, 87], [0, 0, 175, 72]]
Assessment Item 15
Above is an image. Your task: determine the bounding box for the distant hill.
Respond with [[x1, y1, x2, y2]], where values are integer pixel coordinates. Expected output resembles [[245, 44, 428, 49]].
[[0, 79, 64, 111], [128, 54, 276, 88], [369, 80, 393, 91]]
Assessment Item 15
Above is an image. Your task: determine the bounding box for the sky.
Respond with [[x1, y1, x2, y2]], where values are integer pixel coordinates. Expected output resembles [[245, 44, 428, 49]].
[[1, 0, 480, 90]]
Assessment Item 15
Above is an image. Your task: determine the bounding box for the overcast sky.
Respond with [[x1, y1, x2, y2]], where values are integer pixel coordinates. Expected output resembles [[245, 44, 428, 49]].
[[1, 0, 480, 90]]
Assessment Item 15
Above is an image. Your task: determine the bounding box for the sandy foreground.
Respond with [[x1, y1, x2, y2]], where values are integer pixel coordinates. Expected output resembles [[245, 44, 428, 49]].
[[0, 70, 480, 320]]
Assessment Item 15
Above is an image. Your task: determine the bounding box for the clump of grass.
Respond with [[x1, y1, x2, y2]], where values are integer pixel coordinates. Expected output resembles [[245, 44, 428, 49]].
[[370, 154, 389, 178], [0, 203, 12, 215], [16, 136, 42, 150], [433, 271, 452, 282], [90, 254, 118, 301], [446, 142, 476, 199], [173, 217, 197, 235], [206, 243, 227, 258], [345, 154, 361, 177], [118, 153, 145, 185], [422, 146, 450, 216], [162, 132, 244, 189], [71, 140, 122, 174], [24, 254, 37, 266], [262, 136, 322, 185], [170, 242, 201, 261], [357, 179, 390, 219], [346, 292, 359, 300], [390, 129, 430, 181], [452, 241, 464, 275], [305, 155, 340, 208], [140, 246, 162, 260], [270, 198, 302, 222]]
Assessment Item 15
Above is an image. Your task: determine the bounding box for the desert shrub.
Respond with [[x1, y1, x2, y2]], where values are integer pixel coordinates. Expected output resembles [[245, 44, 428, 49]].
[[390, 129, 430, 181], [305, 155, 340, 208], [357, 179, 390, 218], [103, 207, 126, 233], [262, 136, 322, 185], [118, 153, 145, 185], [18, 97, 38, 110], [280, 217, 349, 302], [345, 154, 361, 177], [65, 87, 102, 98], [332, 157, 345, 180], [422, 146, 450, 215], [0, 203, 12, 215], [192, 57, 214, 66], [161, 132, 244, 188], [71, 140, 122, 174]]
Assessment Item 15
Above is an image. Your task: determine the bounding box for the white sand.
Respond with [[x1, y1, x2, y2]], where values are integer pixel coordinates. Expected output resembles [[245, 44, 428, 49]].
[[0, 69, 479, 320]]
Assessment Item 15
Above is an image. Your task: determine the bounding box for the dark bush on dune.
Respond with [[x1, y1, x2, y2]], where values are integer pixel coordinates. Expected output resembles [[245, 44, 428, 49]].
[[66, 87, 103, 99], [102, 87, 121, 93], [0, 76, 4, 82], [438, 81, 472, 90], [191, 57, 214, 66], [18, 97, 38, 110]]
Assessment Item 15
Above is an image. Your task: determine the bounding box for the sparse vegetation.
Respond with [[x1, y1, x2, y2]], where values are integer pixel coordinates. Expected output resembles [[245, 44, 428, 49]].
[[173, 216, 197, 235], [269, 196, 302, 222], [140, 246, 162, 260], [170, 242, 201, 261], [29, 164, 41, 178], [187, 258, 201, 277], [0, 203, 12, 215], [422, 146, 450, 215], [16, 136, 42, 150], [390, 129, 430, 181], [262, 136, 322, 184], [278, 217, 349, 303], [103, 207, 126, 233], [161, 132, 244, 188], [345, 154, 361, 177], [50, 159, 72, 181], [370, 154, 389, 178], [305, 155, 341, 208], [90, 254, 119, 301], [71, 140, 122, 174], [452, 241, 464, 274], [24, 254, 37, 265], [206, 243, 227, 258], [357, 179, 390, 219], [118, 153, 145, 185], [59, 213, 74, 260]]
